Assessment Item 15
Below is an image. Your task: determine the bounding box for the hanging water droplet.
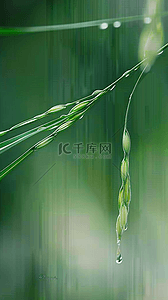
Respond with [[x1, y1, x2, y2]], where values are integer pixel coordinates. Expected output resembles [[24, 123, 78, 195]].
[[116, 245, 123, 264], [116, 253, 123, 264]]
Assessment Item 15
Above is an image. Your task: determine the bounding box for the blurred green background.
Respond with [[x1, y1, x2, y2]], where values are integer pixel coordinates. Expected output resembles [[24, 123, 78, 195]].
[[1, 0, 168, 299]]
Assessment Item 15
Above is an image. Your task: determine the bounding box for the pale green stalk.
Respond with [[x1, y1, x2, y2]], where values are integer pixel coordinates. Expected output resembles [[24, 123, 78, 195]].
[[124, 64, 148, 129], [1, 11, 168, 35]]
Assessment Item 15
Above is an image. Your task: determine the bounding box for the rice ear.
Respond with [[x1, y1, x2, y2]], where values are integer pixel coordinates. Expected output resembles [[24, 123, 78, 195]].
[[121, 157, 129, 182], [118, 185, 124, 209], [120, 204, 128, 231], [123, 174, 131, 208], [122, 129, 131, 154]]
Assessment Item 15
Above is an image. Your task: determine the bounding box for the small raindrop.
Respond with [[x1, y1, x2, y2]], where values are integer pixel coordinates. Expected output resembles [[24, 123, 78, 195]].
[[99, 23, 108, 30], [144, 17, 152, 24], [116, 245, 123, 264], [116, 253, 123, 264], [113, 21, 121, 28]]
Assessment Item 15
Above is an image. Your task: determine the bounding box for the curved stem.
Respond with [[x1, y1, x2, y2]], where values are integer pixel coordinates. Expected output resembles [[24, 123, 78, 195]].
[[124, 64, 148, 129]]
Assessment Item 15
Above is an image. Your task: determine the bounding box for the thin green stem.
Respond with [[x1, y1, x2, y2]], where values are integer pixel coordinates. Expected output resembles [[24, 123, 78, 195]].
[[1, 11, 168, 35], [124, 64, 148, 129], [0, 148, 34, 181]]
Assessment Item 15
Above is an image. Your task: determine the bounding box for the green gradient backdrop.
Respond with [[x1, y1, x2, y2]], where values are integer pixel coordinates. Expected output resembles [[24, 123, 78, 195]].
[[1, 0, 168, 299]]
